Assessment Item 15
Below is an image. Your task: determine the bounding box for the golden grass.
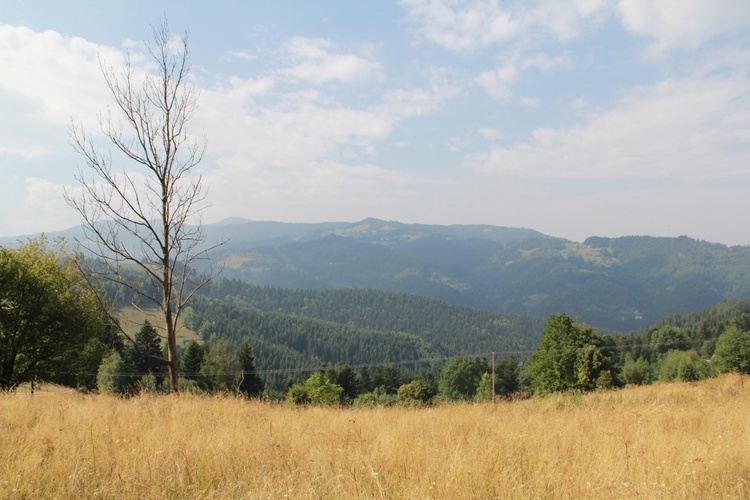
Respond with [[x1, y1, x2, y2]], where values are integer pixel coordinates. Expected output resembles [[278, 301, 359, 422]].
[[2, 375, 750, 498]]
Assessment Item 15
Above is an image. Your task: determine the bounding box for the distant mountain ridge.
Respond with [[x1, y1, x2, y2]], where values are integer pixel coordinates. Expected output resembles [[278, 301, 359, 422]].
[[3, 218, 750, 333], [197, 218, 750, 332]]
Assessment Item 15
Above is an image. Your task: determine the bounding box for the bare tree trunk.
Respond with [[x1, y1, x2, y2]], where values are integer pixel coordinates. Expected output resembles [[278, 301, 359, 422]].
[[67, 18, 224, 393]]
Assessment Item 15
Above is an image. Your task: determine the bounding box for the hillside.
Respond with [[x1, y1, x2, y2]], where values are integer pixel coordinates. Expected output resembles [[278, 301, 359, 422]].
[[5, 217, 750, 332], [187, 279, 545, 389], [199, 219, 750, 332]]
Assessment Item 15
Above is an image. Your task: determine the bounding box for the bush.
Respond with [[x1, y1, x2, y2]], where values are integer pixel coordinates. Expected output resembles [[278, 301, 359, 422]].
[[286, 373, 343, 406], [353, 387, 398, 408], [398, 378, 435, 406], [659, 350, 715, 382], [621, 356, 652, 386]]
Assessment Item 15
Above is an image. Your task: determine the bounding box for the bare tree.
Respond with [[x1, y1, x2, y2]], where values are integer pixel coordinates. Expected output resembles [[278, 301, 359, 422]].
[[66, 19, 222, 392]]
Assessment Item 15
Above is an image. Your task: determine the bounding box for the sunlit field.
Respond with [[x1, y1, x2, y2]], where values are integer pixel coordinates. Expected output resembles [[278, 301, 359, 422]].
[[2, 375, 749, 498]]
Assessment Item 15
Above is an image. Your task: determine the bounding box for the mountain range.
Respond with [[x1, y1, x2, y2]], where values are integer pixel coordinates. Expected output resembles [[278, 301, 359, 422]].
[[4, 217, 750, 333], [194, 218, 750, 332]]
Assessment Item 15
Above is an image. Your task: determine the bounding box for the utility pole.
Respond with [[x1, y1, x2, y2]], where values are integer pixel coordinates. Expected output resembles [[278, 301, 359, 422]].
[[491, 352, 496, 404]]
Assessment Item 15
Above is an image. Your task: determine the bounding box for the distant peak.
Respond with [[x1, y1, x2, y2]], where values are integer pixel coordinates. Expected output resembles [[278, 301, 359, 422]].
[[211, 217, 254, 226]]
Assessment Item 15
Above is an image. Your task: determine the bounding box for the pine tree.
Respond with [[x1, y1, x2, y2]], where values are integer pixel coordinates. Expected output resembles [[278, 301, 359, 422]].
[[238, 342, 264, 397], [181, 340, 205, 380], [131, 320, 166, 386]]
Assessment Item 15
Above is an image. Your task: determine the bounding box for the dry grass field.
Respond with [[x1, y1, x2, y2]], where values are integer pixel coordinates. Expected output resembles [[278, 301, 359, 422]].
[[2, 374, 749, 498]]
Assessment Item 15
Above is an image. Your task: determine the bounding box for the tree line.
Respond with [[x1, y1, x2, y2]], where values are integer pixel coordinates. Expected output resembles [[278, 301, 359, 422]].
[[5, 236, 750, 403]]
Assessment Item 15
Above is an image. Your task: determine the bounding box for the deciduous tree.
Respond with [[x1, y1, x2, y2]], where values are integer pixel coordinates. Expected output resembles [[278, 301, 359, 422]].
[[529, 313, 615, 394], [438, 357, 489, 401], [713, 325, 750, 375], [67, 19, 223, 392], [0, 238, 103, 390], [200, 338, 241, 392]]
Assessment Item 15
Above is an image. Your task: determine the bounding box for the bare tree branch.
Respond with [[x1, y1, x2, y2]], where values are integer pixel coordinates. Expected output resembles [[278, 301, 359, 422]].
[[65, 18, 225, 393]]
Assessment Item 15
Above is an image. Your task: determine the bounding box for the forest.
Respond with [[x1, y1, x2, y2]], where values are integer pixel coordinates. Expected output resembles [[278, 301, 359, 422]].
[[4, 237, 750, 405]]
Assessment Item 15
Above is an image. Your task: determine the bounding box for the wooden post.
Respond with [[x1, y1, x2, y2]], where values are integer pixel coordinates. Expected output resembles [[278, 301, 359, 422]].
[[491, 352, 495, 404]]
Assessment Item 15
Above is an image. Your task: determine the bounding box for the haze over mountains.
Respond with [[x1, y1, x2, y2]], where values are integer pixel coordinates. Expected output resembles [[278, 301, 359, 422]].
[[5, 217, 750, 333]]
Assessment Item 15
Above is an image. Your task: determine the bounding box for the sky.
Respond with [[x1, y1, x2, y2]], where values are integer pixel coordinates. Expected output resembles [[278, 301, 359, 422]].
[[1, 0, 750, 245]]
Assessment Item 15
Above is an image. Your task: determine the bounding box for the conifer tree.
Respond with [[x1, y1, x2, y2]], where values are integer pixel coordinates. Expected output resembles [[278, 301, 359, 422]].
[[238, 342, 264, 397], [181, 340, 205, 380], [131, 321, 165, 385]]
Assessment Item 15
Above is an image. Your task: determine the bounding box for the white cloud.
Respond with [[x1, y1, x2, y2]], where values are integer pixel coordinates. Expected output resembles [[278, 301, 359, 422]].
[[475, 60, 518, 102], [474, 51, 568, 103], [571, 96, 586, 110], [447, 133, 472, 152], [616, 0, 750, 52], [24, 177, 65, 213], [400, 0, 520, 51], [7, 177, 80, 235], [225, 50, 257, 61], [0, 25, 121, 157], [518, 96, 541, 107], [276, 37, 384, 85], [464, 73, 750, 181], [478, 127, 504, 141], [401, 0, 612, 51], [521, 53, 569, 71]]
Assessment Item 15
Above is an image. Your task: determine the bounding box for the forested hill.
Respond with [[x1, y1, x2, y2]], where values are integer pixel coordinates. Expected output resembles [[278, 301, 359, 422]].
[[187, 279, 546, 389]]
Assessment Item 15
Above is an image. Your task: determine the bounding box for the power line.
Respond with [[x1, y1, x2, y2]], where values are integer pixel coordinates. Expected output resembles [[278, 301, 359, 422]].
[[53, 336, 717, 379]]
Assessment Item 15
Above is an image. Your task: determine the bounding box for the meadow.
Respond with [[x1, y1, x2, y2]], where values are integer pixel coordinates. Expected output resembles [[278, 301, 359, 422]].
[[2, 375, 749, 498]]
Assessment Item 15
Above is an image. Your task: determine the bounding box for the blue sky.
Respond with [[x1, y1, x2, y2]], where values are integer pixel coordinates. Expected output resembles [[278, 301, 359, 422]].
[[1, 0, 749, 245]]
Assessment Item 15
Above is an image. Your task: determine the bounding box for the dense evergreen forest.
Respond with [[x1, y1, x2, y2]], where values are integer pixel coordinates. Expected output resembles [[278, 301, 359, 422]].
[[184, 277, 750, 393], [187, 279, 545, 389]]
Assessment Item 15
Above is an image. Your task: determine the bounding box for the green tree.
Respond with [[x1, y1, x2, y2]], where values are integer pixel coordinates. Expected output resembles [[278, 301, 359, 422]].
[[129, 321, 166, 387], [353, 386, 397, 407], [397, 377, 436, 406], [286, 384, 311, 405], [356, 366, 373, 394], [304, 372, 344, 406], [438, 357, 489, 401], [372, 364, 402, 394], [712, 326, 750, 375], [76, 338, 111, 391], [286, 372, 343, 406], [473, 372, 495, 402], [650, 326, 688, 357], [529, 313, 615, 394], [495, 356, 520, 397], [621, 356, 653, 385], [321, 362, 358, 400], [238, 342, 264, 397], [659, 350, 714, 382], [0, 238, 103, 390], [200, 338, 241, 392], [180, 340, 205, 380], [97, 351, 130, 394]]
